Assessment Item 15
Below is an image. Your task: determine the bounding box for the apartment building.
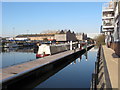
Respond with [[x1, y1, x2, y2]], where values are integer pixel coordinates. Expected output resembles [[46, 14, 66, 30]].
[[113, 1, 120, 41], [102, 1, 114, 45], [102, 0, 120, 56], [113, 1, 120, 56]]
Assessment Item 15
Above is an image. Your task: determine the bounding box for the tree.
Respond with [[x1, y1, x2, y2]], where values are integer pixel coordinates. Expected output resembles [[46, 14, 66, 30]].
[[95, 34, 105, 46]]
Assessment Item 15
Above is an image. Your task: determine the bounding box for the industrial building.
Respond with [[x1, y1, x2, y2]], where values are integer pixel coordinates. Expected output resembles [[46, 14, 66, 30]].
[[55, 30, 77, 41], [16, 30, 87, 42]]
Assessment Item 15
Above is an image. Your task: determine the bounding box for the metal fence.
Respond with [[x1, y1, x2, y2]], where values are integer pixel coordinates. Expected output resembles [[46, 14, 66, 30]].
[[91, 45, 101, 90], [91, 45, 112, 89]]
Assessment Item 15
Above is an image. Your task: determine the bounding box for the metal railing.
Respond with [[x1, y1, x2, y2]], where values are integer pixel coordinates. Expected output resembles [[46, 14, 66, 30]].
[[91, 45, 101, 90], [91, 45, 112, 89]]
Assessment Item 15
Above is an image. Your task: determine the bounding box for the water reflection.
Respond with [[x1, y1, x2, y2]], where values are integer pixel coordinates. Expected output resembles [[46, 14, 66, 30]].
[[1, 47, 34, 53], [34, 47, 98, 88], [71, 56, 81, 65], [71, 51, 88, 65], [84, 51, 88, 61], [78, 58, 81, 62], [2, 47, 98, 88], [70, 51, 88, 65], [1, 47, 36, 68], [73, 60, 76, 64], [9, 48, 85, 89]]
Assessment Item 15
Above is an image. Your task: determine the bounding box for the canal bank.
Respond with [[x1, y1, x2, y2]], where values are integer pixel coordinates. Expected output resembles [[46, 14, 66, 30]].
[[1, 45, 94, 89]]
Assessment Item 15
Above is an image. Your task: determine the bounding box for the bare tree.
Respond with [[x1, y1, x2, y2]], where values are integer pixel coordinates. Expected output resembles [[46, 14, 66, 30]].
[[95, 34, 105, 46]]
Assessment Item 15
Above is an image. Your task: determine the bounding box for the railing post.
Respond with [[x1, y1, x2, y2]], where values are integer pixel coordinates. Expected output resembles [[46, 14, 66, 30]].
[[95, 61, 99, 85], [94, 73, 97, 90], [92, 45, 102, 90]]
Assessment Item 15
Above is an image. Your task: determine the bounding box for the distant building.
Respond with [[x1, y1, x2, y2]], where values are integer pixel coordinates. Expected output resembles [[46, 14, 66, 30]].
[[87, 33, 102, 39], [16, 33, 55, 41], [55, 30, 77, 41], [16, 30, 87, 42], [76, 33, 87, 41]]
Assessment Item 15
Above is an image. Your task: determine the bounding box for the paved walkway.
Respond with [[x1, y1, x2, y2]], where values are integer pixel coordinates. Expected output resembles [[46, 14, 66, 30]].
[[102, 45, 120, 89], [0, 50, 75, 81]]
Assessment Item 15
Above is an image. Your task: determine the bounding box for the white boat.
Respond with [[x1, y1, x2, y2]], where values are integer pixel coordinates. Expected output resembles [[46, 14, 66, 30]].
[[36, 43, 77, 58]]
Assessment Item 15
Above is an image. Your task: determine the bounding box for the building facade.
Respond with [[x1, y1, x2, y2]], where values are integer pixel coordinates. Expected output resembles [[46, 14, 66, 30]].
[[55, 30, 77, 41], [76, 33, 87, 41], [102, 1, 114, 44], [113, 1, 120, 41], [16, 33, 55, 41], [102, 0, 120, 56], [16, 30, 87, 42]]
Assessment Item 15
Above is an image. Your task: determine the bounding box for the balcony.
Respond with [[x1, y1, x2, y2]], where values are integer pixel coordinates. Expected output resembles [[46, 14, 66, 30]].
[[102, 16, 114, 20], [102, 28, 114, 32], [102, 21, 114, 29], [102, 2, 114, 12], [103, 25, 114, 29], [102, 13, 114, 19]]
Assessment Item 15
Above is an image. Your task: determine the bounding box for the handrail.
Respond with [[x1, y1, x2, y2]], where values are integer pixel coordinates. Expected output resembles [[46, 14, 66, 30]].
[[91, 45, 112, 89], [101, 47, 112, 89], [91, 45, 101, 90]]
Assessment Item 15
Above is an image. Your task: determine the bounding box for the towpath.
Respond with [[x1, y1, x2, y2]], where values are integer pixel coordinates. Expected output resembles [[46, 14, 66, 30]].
[[102, 45, 120, 88]]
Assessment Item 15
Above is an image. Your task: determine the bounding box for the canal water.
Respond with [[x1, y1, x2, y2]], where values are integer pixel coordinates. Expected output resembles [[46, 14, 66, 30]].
[[33, 47, 98, 88], [1, 47, 98, 88], [0, 48, 36, 68]]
